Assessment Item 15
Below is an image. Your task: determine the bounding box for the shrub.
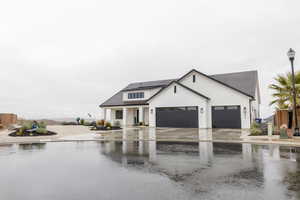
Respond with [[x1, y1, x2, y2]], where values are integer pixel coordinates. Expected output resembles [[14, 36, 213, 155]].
[[139, 122, 144, 126], [80, 119, 85, 125], [250, 128, 263, 135], [250, 122, 263, 135], [38, 121, 47, 129], [36, 128, 48, 134], [251, 122, 260, 129], [22, 122, 33, 130], [84, 121, 91, 126], [105, 121, 112, 128], [17, 129, 24, 135], [97, 119, 105, 126]]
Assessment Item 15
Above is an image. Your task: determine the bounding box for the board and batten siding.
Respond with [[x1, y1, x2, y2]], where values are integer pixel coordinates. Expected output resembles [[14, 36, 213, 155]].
[[148, 82, 208, 128], [178, 72, 253, 129]]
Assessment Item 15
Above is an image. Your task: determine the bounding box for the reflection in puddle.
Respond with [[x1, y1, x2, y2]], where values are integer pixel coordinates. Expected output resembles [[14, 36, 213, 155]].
[[100, 140, 300, 199], [18, 143, 46, 150], [1, 141, 300, 199]]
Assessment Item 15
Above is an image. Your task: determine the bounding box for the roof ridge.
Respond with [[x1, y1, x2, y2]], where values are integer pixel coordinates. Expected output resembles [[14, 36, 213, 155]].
[[210, 70, 258, 76], [128, 78, 177, 85]]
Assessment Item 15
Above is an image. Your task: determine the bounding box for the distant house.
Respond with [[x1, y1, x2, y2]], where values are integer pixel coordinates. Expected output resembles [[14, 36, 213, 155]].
[[99, 69, 260, 129], [0, 113, 17, 128]]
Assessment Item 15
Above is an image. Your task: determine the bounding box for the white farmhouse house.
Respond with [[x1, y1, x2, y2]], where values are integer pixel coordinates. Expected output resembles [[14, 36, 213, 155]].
[[99, 69, 260, 129]]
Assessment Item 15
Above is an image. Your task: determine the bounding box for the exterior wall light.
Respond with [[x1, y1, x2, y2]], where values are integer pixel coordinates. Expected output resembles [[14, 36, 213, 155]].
[[150, 109, 153, 114], [200, 107, 204, 113], [243, 107, 247, 114]]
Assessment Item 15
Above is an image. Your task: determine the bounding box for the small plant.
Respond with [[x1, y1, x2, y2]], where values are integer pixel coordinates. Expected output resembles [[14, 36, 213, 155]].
[[22, 122, 33, 130], [105, 121, 112, 128], [250, 122, 263, 135], [38, 121, 47, 129], [84, 121, 91, 126], [139, 122, 144, 126], [80, 119, 85, 125], [16, 130, 24, 136], [36, 128, 48, 134]]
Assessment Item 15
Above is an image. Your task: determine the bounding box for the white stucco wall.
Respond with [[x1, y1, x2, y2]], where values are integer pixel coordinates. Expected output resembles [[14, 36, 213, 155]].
[[144, 108, 149, 125], [251, 85, 260, 120], [179, 72, 253, 128], [148, 82, 208, 128]]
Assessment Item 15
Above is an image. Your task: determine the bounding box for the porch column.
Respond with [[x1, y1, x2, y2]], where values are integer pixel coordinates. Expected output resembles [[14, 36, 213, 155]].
[[102, 108, 107, 120], [139, 107, 144, 124], [123, 107, 127, 127]]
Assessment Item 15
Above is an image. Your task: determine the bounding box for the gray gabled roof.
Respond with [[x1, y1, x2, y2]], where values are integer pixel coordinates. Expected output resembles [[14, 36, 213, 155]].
[[122, 79, 176, 91], [100, 70, 258, 107], [211, 70, 258, 98]]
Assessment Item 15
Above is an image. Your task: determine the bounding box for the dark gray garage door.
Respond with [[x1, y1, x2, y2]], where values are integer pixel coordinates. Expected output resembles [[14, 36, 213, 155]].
[[156, 107, 198, 128], [212, 106, 241, 128]]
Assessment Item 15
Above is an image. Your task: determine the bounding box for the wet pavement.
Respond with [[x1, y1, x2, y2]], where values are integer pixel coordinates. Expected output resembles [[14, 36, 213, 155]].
[[1, 141, 300, 199], [2, 126, 300, 147]]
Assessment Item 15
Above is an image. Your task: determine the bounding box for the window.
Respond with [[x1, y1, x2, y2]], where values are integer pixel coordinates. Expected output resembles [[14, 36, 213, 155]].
[[157, 106, 197, 112], [193, 75, 196, 83], [174, 86, 177, 93], [115, 110, 123, 119], [128, 92, 144, 99], [214, 106, 224, 110], [227, 106, 238, 110]]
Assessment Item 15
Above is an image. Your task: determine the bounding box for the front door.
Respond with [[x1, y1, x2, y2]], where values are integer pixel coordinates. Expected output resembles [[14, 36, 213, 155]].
[[134, 109, 139, 124]]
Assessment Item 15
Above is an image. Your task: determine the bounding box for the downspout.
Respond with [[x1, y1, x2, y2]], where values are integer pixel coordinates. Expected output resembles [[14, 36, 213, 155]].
[[249, 99, 253, 127]]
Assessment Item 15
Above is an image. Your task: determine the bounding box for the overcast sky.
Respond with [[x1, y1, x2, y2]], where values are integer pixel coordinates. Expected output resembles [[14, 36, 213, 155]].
[[1, 0, 300, 119]]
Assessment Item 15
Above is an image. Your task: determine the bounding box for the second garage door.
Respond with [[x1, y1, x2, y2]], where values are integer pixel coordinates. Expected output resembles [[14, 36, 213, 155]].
[[212, 105, 241, 128], [156, 106, 198, 128]]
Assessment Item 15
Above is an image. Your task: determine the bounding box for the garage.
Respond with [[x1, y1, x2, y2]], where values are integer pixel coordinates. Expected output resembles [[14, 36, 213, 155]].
[[156, 106, 198, 128], [212, 105, 241, 128]]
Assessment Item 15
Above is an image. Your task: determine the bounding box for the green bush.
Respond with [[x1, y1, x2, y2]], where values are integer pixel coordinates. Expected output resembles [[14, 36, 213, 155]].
[[250, 122, 263, 135], [84, 121, 91, 126], [17, 129, 24, 135], [105, 121, 112, 128], [38, 121, 47, 129], [36, 128, 48, 134], [251, 122, 260, 129], [22, 122, 33, 130], [80, 119, 85, 125]]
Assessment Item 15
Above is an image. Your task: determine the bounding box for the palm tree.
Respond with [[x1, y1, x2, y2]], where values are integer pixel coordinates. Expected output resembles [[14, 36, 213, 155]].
[[269, 71, 300, 109]]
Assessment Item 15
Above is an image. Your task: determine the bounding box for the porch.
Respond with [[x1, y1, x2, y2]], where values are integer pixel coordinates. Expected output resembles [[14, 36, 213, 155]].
[[102, 106, 149, 127]]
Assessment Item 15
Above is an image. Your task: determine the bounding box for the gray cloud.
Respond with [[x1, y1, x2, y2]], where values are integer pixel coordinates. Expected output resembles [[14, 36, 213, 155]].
[[1, 0, 300, 119]]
